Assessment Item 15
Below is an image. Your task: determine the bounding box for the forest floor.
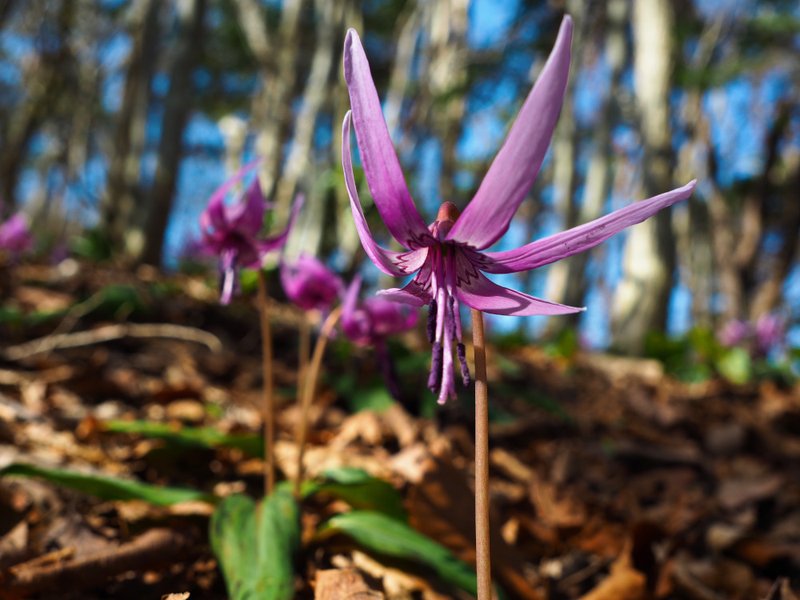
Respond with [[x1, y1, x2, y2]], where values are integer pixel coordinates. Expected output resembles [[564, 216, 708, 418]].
[[0, 262, 798, 600]]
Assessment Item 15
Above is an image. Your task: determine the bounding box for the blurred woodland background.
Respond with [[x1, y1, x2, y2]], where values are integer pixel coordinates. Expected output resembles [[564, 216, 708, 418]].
[[1, 0, 799, 357]]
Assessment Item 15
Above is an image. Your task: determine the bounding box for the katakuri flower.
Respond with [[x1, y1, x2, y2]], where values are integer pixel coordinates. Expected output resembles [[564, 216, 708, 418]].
[[199, 160, 302, 304], [0, 213, 33, 256], [341, 17, 697, 404], [341, 275, 418, 347], [280, 253, 343, 312], [341, 275, 418, 399]]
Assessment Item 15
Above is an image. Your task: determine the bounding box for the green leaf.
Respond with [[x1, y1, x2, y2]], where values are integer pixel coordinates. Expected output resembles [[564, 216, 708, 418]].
[[348, 386, 395, 413], [716, 347, 753, 385], [320, 510, 480, 596], [103, 420, 263, 457], [0, 463, 213, 506], [305, 468, 406, 521], [210, 488, 300, 600]]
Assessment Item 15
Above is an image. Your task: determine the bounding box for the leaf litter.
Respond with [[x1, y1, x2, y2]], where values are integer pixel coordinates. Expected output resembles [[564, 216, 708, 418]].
[[0, 263, 798, 598]]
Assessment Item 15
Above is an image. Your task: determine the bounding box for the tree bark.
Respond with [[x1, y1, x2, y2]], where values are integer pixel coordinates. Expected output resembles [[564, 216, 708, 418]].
[[611, 0, 677, 353], [546, 0, 628, 336], [0, 2, 75, 217], [426, 0, 468, 203], [280, 0, 344, 259], [140, 0, 206, 266], [235, 0, 304, 221], [102, 0, 161, 259]]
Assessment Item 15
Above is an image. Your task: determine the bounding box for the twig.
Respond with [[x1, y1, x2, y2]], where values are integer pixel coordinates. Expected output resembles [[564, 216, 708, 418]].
[[294, 306, 342, 497], [471, 309, 492, 600], [256, 270, 276, 496], [2, 323, 222, 361], [0, 528, 194, 596]]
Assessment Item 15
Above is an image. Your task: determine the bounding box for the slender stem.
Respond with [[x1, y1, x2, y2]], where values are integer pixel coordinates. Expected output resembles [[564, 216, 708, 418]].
[[256, 270, 275, 496], [297, 316, 311, 406], [294, 306, 342, 497], [471, 309, 492, 600]]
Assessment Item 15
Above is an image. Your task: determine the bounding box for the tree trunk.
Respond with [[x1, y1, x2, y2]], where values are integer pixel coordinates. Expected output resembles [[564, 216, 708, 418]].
[[140, 0, 206, 266], [280, 0, 344, 259], [426, 0, 468, 203], [0, 2, 75, 217], [546, 0, 628, 336], [235, 0, 304, 221], [611, 0, 677, 353], [102, 0, 161, 258]]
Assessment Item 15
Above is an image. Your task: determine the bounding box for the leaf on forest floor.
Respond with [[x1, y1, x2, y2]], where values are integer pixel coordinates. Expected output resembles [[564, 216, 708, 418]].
[[209, 487, 300, 600], [578, 547, 646, 600], [102, 419, 263, 457], [403, 454, 544, 600], [314, 568, 383, 599], [0, 462, 214, 506], [318, 510, 481, 598], [304, 467, 406, 522]]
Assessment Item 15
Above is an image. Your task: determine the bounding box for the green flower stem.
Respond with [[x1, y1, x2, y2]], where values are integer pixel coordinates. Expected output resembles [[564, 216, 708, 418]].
[[471, 309, 492, 600]]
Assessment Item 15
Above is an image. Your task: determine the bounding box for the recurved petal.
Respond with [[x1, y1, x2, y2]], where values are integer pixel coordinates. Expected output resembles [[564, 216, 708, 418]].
[[228, 175, 267, 237], [447, 16, 573, 250], [482, 180, 697, 274], [344, 30, 431, 249], [456, 251, 583, 316], [377, 281, 430, 307], [342, 112, 429, 277], [256, 193, 305, 260], [201, 158, 263, 233]]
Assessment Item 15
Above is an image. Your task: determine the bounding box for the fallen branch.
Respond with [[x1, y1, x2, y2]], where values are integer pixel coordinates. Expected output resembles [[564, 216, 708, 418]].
[[0, 528, 195, 596], [1, 323, 223, 360]]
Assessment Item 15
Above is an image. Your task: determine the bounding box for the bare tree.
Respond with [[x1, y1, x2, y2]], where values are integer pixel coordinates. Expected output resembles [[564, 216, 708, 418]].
[[233, 0, 304, 221], [0, 1, 76, 217], [102, 0, 162, 259], [141, 0, 207, 266], [546, 0, 630, 336], [611, 0, 677, 353]]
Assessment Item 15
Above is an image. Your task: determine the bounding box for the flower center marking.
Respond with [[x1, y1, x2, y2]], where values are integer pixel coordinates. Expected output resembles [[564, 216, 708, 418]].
[[427, 202, 471, 404]]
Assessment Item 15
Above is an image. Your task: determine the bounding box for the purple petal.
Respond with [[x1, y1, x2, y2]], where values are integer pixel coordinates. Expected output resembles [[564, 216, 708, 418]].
[[342, 112, 429, 277], [457, 271, 584, 316], [363, 296, 418, 337], [228, 176, 267, 237], [342, 275, 363, 322], [280, 253, 343, 311], [447, 16, 573, 250], [343, 30, 431, 249], [0, 213, 33, 253], [199, 194, 226, 234], [341, 276, 372, 344], [201, 158, 262, 233], [377, 283, 429, 307], [256, 193, 305, 263], [482, 180, 697, 273]]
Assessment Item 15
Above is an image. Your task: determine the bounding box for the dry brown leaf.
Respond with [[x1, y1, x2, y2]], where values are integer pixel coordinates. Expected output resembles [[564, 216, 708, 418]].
[[405, 454, 544, 600], [578, 550, 647, 600], [314, 568, 384, 599]]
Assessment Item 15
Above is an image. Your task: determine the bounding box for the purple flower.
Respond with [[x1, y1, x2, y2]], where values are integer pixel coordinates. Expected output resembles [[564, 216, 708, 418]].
[[718, 319, 750, 347], [0, 213, 33, 255], [341, 17, 696, 404], [341, 275, 418, 347], [754, 314, 785, 356], [199, 160, 302, 304], [280, 253, 343, 312], [341, 275, 418, 399]]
